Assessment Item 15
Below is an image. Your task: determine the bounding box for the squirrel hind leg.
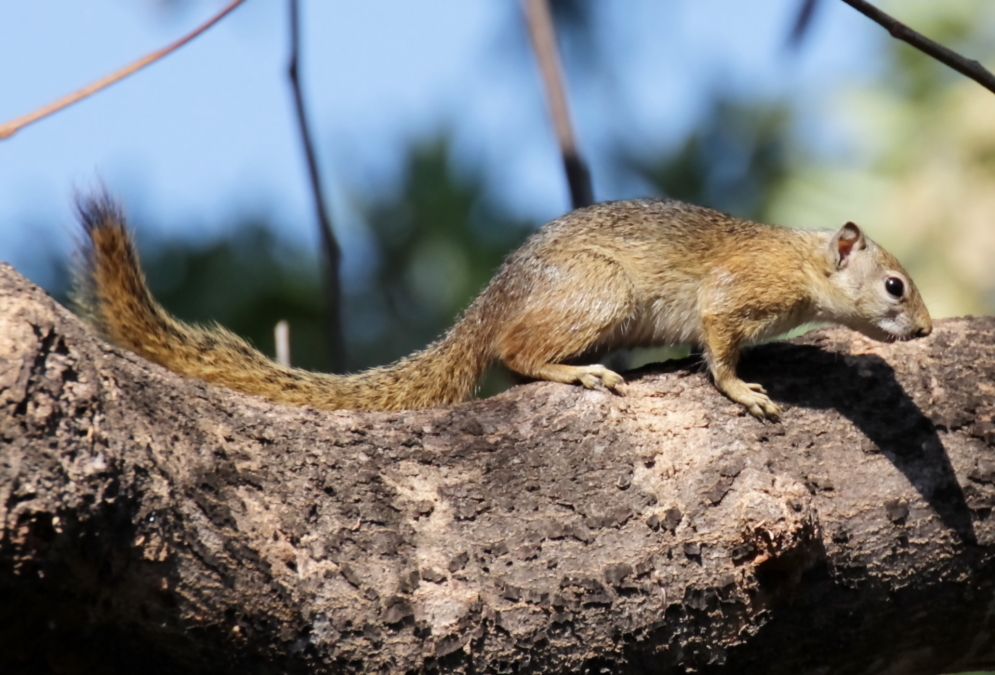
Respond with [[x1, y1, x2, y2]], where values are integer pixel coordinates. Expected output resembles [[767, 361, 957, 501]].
[[494, 254, 633, 393]]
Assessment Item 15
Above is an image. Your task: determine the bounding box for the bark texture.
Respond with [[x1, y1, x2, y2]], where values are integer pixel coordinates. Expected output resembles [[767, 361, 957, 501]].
[[1, 262, 994, 675]]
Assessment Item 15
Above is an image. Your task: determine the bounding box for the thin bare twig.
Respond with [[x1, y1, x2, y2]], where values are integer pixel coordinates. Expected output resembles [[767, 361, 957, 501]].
[[521, 0, 594, 209], [788, 0, 821, 49], [275, 320, 291, 366], [288, 0, 345, 371], [840, 0, 995, 96], [0, 0, 247, 140]]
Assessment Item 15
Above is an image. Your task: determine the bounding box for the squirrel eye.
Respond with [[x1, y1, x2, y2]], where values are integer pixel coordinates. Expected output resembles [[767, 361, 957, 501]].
[[885, 276, 905, 299]]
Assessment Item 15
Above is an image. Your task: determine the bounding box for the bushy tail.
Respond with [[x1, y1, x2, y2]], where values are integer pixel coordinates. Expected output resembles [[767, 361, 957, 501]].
[[73, 194, 495, 411]]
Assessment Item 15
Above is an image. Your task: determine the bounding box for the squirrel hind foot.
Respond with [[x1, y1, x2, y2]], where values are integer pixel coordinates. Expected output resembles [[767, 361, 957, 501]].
[[575, 364, 624, 393], [520, 363, 624, 394]]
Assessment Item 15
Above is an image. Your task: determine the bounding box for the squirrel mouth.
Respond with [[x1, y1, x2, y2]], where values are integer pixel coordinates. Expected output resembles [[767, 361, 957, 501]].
[[884, 332, 921, 343], [878, 330, 908, 344]]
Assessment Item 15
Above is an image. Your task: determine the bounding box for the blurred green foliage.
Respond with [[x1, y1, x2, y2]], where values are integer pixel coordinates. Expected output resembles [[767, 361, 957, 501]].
[[619, 97, 790, 221], [344, 140, 534, 372], [140, 224, 332, 373]]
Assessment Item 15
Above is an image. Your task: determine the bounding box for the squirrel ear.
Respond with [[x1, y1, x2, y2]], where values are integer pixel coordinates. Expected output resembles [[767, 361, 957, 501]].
[[831, 222, 865, 268]]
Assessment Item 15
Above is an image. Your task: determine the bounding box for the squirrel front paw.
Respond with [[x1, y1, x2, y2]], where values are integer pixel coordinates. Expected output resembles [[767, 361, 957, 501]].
[[718, 379, 781, 421]]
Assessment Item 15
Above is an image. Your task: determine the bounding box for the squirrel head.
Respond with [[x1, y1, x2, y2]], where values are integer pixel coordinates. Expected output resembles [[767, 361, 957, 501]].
[[822, 222, 932, 343]]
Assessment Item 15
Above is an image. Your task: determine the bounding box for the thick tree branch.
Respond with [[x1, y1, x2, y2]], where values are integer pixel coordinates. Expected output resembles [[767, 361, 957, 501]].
[[2, 263, 995, 674], [841, 0, 995, 95], [0, 0, 248, 140]]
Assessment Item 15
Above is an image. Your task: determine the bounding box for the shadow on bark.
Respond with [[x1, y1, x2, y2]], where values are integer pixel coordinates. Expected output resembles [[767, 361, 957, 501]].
[[737, 343, 975, 544]]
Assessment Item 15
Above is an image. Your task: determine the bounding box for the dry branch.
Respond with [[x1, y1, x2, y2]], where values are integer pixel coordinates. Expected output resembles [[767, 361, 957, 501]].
[[841, 0, 995, 95], [787, 0, 820, 48], [287, 0, 345, 371], [521, 0, 594, 209], [0, 0, 248, 140], [2, 263, 995, 674]]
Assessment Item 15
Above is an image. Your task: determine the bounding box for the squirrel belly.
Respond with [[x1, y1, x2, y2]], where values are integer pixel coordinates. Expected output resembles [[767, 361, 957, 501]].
[[73, 195, 932, 419]]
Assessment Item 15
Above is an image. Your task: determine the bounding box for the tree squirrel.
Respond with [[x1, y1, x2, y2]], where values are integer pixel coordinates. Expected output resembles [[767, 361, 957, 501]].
[[74, 195, 931, 420]]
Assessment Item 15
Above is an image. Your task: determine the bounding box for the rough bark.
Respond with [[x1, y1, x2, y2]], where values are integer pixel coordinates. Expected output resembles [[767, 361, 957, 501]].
[[1, 262, 994, 675]]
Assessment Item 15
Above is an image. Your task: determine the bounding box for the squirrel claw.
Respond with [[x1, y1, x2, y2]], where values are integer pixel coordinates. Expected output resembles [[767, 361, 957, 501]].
[[576, 365, 624, 393], [747, 399, 781, 422], [752, 405, 781, 423], [719, 378, 781, 421]]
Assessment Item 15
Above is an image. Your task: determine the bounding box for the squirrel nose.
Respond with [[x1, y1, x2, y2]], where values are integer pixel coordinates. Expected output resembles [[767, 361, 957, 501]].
[[913, 325, 932, 338]]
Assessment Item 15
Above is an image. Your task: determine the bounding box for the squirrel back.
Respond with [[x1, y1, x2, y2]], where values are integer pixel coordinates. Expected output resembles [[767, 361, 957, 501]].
[[74, 196, 931, 418]]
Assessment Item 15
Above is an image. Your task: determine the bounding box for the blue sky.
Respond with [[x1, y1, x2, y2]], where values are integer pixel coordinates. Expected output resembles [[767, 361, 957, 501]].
[[1, 1, 881, 288]]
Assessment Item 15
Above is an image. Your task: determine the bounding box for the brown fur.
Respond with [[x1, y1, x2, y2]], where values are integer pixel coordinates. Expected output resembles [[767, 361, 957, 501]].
[[74, 195, 932, 417]]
